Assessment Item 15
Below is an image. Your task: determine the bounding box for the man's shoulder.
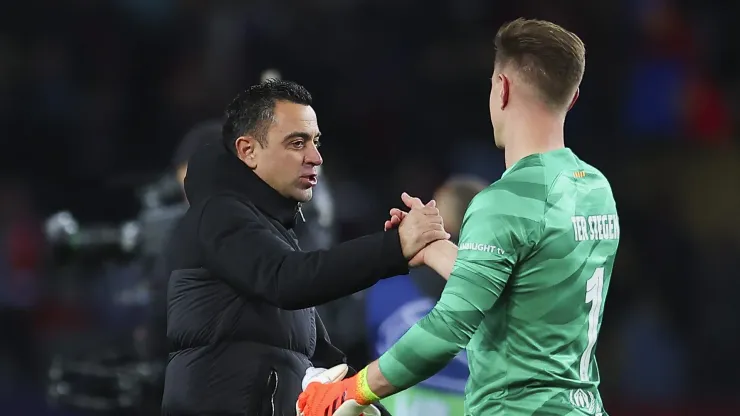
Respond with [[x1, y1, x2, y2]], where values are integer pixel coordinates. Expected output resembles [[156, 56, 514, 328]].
[[472, 162, 548, 216], [492, 156, 547, 194], [194, 192, 262, 220], [463, 186, 545, 233]]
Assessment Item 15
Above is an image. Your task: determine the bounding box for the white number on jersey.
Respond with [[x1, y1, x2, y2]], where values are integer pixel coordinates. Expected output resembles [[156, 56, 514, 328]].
[[580, 267, 604, 381]]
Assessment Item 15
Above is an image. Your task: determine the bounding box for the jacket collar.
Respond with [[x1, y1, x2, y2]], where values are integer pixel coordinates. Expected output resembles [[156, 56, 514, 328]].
[[184, 139, 301, 228]]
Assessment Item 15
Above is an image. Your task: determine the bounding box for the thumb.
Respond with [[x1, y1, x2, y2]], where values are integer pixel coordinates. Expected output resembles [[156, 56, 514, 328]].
[[401, 192, 424, 209], [425, 199, 436, 207]]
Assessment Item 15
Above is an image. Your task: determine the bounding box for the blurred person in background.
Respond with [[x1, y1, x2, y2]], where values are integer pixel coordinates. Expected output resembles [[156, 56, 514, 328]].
[[162, 80, 448, 415], [136, 120, 223, 414], [299, 18, 620, 416], [0, 181, 44, 396], [172, 121, 224, 197], [293, 165, 336, 253], [142, 120, 223, 357], [365, 175, 487, 415]]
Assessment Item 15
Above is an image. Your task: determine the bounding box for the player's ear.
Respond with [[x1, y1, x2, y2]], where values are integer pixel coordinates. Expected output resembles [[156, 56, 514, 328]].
[[499, 74, 510, 110], [235, 136, 259, 168], [567, 88, 579, 112]]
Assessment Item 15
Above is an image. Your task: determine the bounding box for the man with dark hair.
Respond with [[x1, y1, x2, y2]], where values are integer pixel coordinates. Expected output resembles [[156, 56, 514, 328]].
[[299, 19, 619, 416], [222, 80, 313, 151], [162, 79, 448, 415]]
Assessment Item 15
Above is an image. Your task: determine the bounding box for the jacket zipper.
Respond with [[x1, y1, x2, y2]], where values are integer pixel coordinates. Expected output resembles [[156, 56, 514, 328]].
[[269, 370, 279, 416], [296, 204, 306, 222]]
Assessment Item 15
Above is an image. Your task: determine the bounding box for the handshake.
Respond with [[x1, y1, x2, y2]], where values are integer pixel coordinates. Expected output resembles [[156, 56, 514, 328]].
[[385, 192, 450, 267]]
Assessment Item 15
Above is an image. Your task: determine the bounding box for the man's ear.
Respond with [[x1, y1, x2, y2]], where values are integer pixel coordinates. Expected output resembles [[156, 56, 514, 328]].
[[235, 136, 259, 168], [567, 88, 579, 111], [499, 73, 510, 110]]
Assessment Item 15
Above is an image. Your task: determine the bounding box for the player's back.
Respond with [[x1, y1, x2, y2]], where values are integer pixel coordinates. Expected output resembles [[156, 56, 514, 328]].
[[465, 148, 618, 416]]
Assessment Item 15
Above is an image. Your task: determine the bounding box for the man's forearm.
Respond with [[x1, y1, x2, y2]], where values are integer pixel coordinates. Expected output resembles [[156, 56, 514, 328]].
[[278, 230, 409, 308], [423, 239, 458, 280], [222, 229, 408, 310], [365, 360, 399, 399]]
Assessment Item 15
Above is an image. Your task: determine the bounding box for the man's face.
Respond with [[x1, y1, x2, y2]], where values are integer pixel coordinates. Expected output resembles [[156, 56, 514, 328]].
[[242, 101, 323, 202]]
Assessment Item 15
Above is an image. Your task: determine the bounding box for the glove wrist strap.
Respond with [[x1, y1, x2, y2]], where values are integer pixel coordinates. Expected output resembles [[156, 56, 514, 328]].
[[356, 367, 381, 405]]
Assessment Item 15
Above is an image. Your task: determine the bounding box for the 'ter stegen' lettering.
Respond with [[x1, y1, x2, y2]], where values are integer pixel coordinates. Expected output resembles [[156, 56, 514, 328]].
[[571, 214, 619, 242]]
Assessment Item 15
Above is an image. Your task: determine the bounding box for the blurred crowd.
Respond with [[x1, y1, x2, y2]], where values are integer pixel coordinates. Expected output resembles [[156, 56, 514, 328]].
[[1, 0, 739, 414]]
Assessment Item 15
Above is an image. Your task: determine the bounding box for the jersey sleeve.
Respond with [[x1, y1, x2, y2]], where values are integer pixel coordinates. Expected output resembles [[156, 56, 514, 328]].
[[378, 180, 545, 389]]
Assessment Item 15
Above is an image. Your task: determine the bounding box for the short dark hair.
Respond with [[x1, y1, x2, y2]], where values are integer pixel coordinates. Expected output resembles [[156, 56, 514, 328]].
[[494, 18, 585, 109], [223, 79, 313, 152]]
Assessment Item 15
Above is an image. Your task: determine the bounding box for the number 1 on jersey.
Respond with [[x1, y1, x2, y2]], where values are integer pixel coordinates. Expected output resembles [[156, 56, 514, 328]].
[[580, 267, 604, 381]]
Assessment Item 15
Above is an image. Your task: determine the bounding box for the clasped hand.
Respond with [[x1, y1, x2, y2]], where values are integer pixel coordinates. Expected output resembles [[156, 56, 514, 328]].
[[386, 192, 449, 266]]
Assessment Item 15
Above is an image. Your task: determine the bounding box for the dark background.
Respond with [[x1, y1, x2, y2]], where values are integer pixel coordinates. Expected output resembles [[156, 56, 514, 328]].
[[1, 0, 739, 414]]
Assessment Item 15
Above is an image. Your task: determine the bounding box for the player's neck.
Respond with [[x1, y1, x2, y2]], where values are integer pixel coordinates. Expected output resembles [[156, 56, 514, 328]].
[[503, 111, 566, 168]]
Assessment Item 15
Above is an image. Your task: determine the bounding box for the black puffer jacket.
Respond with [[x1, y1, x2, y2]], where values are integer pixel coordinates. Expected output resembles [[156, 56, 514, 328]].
[[162, 139, 406, 415]]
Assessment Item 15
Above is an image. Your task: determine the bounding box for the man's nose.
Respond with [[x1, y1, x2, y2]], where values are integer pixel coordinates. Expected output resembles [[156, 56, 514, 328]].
[[305, 146, 323, 166]]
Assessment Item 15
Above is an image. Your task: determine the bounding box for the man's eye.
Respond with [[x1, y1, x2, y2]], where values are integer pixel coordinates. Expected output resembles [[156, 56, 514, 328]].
[[291, 140, 305, 149], [314, 139, 321, 148]]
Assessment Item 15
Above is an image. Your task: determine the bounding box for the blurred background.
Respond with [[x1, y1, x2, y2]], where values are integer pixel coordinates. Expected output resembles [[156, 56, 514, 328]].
[[1, 0, 740, 415]]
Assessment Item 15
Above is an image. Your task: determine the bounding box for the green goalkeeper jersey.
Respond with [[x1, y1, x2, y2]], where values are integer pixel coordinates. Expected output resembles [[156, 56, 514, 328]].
[[379, 148, 619, 415]]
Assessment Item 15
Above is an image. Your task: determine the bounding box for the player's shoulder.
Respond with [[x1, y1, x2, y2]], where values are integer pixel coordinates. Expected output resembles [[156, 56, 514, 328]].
[[554, 151, 612, 192], [579, 160, 611, 186], [467, 157, 547, 221], [535, 148, 611, 189], [482, 154, 548, 201], [500, 153, 547, 183]]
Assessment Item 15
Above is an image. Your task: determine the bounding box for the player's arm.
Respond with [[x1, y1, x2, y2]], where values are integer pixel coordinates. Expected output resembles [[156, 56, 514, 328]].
[[300, 239, 514, 409], [364, 190, 534, 398], [368, 245, 513, 395]]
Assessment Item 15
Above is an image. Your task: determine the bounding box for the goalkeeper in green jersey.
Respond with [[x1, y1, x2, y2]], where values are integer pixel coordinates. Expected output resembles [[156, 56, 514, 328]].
[[298, 18, 619, 416]]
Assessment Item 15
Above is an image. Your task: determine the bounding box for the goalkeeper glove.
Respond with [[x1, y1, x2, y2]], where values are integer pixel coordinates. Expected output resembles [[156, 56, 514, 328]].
[[296, 364, 381, 416]]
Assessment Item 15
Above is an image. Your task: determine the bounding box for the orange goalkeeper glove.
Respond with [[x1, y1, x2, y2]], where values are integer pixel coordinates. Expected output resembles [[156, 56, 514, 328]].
[[297, 366, 380, 416]]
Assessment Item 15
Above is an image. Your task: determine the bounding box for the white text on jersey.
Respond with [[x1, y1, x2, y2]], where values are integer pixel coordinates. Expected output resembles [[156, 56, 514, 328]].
[[459, 242, 506, 255], [571, 214, 620, 241]]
